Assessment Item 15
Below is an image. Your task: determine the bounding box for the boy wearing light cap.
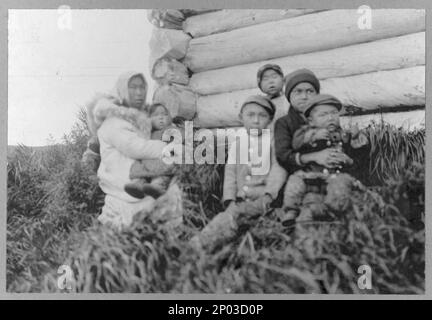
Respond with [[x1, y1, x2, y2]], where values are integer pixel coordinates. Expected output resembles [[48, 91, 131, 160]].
[[278, 94, 369, 225], [257, 64, 290, 130], [190, 95, 286, 251]]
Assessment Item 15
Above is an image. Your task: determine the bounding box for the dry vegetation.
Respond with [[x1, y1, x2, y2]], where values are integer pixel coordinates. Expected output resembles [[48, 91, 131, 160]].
[[7, 111, 425, 293]]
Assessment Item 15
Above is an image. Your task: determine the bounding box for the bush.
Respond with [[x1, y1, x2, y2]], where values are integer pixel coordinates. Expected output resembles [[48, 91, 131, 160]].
[[38, 164, 424, 293], [7, 116, 425, 293], [7, 108, 104, 292], [364, 123, 425, 184], [7, 145, 50, 220]]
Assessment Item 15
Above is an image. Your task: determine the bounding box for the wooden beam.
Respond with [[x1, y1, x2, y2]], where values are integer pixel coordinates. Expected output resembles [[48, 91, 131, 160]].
[[183, 9, 323, 38], [341, 109, 425, 130], [208, 109, 425, 151], [184, 9, 425, 72], [180, 9, 219, 17], [196, 66, 425, 128], [148, 27, 191, 73], [190, 32, 425, 95]]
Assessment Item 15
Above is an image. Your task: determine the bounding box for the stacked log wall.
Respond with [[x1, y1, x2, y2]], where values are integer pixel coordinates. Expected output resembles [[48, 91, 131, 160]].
[[147, 9, 425, 130]]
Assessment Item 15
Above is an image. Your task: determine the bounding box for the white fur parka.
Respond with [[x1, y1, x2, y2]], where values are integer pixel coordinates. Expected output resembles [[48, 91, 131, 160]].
[[86, 72, 167, 227]]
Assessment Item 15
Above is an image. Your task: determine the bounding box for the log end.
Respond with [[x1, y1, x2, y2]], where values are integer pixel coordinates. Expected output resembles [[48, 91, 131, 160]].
[[147, 9, 185, 30], [153, 84, 197, 120], [152, 57, 190, 86], [149, 27, 192, 73]]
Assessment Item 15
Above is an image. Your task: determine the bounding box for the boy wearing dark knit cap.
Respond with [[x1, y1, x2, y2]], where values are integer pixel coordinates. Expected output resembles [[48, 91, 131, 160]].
[[284, 68, 321, 104], [257, 64, 290, 130], [278, 94, 369, 225], [190, 95, 286, 251], [263, 68, 322, 208], [274, 68, 323, 173]]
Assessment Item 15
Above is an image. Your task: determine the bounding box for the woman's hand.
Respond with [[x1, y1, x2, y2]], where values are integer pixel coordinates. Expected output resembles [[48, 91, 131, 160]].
[[334, 152, 354, 166], [303, 148, 344, 168], [162, 143, 187, 164]]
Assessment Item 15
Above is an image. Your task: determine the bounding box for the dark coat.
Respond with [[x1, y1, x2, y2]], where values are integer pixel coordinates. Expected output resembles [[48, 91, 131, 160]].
[[274, 107, 307, 174]]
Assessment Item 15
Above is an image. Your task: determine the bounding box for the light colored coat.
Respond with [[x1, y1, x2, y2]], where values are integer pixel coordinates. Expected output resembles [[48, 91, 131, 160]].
[[86, 72, 167, 228], [223, 128, 287, 202]]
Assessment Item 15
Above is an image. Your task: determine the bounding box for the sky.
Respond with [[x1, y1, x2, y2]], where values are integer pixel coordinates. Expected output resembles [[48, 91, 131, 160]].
[[8, 9, 155, 146]]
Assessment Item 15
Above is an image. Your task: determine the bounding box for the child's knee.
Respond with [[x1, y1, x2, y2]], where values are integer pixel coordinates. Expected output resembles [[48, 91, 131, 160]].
[[325, 174, 355, 212], [283, 176, 307, 206], [300, 192, 326, 220], [285, 175, 307, 195]]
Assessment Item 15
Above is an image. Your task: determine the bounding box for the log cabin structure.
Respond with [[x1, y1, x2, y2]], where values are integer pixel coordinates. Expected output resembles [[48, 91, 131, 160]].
[[147, 9, 425, 131]]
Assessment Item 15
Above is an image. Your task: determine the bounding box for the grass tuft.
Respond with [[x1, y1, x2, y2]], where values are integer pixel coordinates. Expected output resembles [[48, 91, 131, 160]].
[[7, 115, 425, 293]]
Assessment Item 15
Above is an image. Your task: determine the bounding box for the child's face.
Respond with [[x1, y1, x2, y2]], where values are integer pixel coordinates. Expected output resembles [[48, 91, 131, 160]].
[[308, 104, 340, 131], [240, 103, 272, 134], [150, 106, 171, 130], [260, 69, 283, 97], [289, 82, 318, 113]]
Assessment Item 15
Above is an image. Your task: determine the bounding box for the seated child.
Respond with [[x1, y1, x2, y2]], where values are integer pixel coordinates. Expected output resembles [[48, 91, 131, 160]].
[[190, 95, 286, 251], [279, 94, 369, 225], [257, 64, 290, 128], [124, 103, 183, 199], [81, 135, 101, 172]]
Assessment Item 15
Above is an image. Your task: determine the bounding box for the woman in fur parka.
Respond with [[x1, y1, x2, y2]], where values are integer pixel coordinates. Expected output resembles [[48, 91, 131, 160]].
[[86, 71, 169, 228]]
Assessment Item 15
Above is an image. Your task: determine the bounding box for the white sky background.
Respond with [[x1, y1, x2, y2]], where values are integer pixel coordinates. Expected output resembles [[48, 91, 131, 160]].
[[8, 9, 155, 146]]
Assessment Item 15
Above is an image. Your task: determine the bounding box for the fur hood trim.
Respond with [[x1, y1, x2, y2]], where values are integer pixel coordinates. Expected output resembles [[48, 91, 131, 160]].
[[86, 92, 151, 138]]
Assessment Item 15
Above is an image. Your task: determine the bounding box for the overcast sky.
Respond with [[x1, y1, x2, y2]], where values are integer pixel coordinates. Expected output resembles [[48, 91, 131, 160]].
[[8, 9, 155, 146]]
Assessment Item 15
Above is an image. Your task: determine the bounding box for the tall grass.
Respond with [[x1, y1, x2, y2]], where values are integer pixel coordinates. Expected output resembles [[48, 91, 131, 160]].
[[366, 122, 425, 182], [7, 108, 104, 291], [7, 115, 425, 293]]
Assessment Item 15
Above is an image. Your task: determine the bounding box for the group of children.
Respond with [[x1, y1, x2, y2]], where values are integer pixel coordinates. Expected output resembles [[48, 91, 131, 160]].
[[83, 64, 370, 250], [189, 65, 370, 250]]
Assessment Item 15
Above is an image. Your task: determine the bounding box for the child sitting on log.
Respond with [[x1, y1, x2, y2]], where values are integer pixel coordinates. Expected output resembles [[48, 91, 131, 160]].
[[189, 95, 286, 251], [278, 94, 370, 226], [124, 103, 184, 199], [256, 63, 290, 128]]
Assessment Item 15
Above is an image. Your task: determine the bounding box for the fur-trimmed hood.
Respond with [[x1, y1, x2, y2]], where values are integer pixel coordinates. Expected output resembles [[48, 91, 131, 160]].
[[85, 71, 151, 137], [86, 93, 152, 138]]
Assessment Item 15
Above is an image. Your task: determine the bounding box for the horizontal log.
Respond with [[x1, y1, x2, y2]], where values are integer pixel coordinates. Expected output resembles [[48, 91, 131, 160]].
[[147, 10, 185, 30], [184, 9, 425, 72], [341, 109, 424, 130], [152, 84, 197, 120], [152, 57, 190, 85], [322, 66, 425, 108], [209, 109, 425, 149], [183, 9, 323, 38], [190, 32, 425, 95], [196, 66, 425, 128], [180, 9, 219, 17], [148, 27, 191, 72]]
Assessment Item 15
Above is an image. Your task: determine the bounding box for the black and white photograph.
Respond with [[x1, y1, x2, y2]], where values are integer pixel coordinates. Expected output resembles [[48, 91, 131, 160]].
[[6, 7, 425, 294]]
